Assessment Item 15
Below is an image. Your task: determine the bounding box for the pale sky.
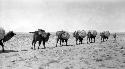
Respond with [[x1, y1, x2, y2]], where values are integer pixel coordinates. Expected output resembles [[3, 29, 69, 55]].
[[0, 0, 125, 32]]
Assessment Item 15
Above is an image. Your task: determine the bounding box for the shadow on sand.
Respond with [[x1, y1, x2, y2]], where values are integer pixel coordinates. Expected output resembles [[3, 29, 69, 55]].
[[61, 44, 74, 46], [0, 50, 18, 54], [21, 49, 28, 51]]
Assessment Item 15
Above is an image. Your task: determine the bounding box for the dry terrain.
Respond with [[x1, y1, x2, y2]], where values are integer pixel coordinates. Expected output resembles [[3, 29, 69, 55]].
[[0, 32, 125, 69]]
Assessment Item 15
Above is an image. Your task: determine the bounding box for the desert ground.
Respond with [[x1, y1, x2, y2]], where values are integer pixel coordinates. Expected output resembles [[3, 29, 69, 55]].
[[0, 32, 125, 69]]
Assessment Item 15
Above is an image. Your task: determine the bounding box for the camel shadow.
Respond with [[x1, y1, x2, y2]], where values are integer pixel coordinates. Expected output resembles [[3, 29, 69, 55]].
[[61, 44, 74, 46], [0, 50, 18, 54], [76, 43, 86, 45], [21, 49, 28, 51]]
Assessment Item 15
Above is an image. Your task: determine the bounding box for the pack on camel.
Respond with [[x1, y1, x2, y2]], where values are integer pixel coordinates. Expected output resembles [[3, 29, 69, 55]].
[[30, 29, 51, 49], [56, 30, 70, 47], [0, 27, 16, 52], [73, 30, 86, 45]]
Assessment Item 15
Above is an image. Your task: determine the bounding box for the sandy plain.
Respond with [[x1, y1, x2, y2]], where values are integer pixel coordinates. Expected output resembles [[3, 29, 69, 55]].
[[0, 32, 125, 69]]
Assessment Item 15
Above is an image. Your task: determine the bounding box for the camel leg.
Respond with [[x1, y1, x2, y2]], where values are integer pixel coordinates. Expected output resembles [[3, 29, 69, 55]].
[[79, 40, 81, 44], [2, 44, 4, 52], [90, 38, 92, 43], [101, 37, 104, 42], [107, 37, 109, 41], [78, 38, 81, 44], [103, 38, 104, 42], [43, 41, 46, 49], [32, 40, 34, 46], [76, 38, 78, 45], [32, 40, 35, 49], [34, 43, 36, 50], [105, 38, 107, 41], [62, 39, 64, 46], [56, 38, 59, 47], [80, 39, 83, 44], [87, 37, 88, 44], [60, 39, 62, 46], [32, 41, 36, 50], [38, 41, 42, 49], [0, 41, 4, 52], [90, 38, 91, 43], [94, 37, 95, 43], [87, 37, 89, 44], [101, 37, 102, 42], [65, 40, 68, 46]]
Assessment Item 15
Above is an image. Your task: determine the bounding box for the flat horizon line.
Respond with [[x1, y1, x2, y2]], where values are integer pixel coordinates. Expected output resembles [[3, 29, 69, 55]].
[[13, 31, 125, 34]]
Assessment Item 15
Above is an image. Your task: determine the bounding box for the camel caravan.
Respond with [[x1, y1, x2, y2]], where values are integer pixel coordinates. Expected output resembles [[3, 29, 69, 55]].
[[29, 29, 117, 49], [0, 27, 117, 52]]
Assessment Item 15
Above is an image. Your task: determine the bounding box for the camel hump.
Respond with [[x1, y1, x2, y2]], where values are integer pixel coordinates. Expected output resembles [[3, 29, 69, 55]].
[[56, 30, 70, 39], [61, 31, 70, 39], [73, 30, 86, 38], [38, 29, 45, 35], [103, 31, 110, 36]]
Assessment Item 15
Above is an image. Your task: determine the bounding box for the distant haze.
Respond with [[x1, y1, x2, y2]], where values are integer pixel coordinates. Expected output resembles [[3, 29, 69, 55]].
[[0, 0, 125, 32]]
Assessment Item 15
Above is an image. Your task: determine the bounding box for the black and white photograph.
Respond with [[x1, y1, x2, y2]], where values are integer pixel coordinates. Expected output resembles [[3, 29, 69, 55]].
[[0, 0, 125, 69]]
